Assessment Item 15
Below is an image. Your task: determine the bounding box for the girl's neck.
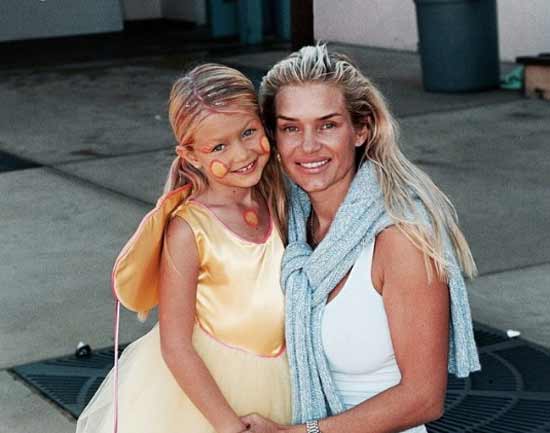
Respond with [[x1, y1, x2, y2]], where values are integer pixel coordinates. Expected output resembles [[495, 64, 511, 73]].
[[199, 183, 257, 208]]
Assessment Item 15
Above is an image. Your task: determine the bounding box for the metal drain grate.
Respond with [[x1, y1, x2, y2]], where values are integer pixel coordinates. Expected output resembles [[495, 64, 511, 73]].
[[427, 323, 550, 433], [10, 346, 125, 419], [10, 324, 550, 431], [0, 150, 41, 172]]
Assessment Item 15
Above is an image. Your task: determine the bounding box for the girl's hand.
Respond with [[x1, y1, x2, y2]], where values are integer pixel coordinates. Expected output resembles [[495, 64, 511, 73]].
[[240, 414, 284, 433]]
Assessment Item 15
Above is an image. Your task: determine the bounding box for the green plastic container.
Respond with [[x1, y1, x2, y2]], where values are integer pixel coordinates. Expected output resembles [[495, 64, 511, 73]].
[[414, 0, 500, 92]]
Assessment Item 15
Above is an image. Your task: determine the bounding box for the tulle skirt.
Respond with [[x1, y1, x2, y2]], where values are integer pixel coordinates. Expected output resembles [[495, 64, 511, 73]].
[[76, 323, 292, 433]]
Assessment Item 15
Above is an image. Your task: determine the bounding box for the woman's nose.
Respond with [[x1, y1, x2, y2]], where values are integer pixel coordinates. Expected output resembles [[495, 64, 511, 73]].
[[301, 129, 321, 153]]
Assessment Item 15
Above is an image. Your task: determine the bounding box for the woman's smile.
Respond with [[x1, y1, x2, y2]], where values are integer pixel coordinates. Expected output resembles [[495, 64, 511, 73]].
[[295, 157, 331, 172]]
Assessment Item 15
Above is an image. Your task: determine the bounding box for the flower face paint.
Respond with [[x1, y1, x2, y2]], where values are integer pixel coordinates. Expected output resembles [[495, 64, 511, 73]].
[[210, 160, 229, 178], [243, 209, 259, 228]]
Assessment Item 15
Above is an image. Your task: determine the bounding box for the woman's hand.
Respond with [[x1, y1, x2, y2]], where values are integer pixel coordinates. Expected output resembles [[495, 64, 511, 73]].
[[241, 414, 286, 433]]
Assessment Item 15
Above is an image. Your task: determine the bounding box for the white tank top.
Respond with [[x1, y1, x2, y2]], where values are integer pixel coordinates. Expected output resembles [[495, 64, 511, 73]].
[[321, 241, 427, 433]]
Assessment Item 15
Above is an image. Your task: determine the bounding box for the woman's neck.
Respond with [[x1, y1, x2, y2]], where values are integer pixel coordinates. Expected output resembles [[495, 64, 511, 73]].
[[309, 169, 355, 240]]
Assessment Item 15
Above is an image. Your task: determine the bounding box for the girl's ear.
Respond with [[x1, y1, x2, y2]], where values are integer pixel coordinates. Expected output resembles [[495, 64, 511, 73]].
[[176, 145, 202, 169]]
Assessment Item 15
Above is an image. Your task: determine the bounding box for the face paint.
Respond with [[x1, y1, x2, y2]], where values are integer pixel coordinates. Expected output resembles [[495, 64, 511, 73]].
[[260, 136, 271, 154], [243, 209, 259, 228], [210, 160, 229, 178]]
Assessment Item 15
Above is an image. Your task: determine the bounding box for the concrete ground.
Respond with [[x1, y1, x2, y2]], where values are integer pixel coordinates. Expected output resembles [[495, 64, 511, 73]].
[[1, 41, 549, 432]]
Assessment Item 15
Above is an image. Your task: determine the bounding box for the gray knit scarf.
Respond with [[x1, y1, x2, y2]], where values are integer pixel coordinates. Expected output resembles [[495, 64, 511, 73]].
[[281, 161, 481, 423]]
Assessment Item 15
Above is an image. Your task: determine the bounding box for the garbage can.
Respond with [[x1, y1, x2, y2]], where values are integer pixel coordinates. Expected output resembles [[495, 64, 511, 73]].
[[414, 0, 500, 92]]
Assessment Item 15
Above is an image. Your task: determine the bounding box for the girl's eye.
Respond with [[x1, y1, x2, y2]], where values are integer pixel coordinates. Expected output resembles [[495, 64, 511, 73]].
[[212, 143, 225, 152], [321, 122, 336, 130], [242, 128, 256, 138]]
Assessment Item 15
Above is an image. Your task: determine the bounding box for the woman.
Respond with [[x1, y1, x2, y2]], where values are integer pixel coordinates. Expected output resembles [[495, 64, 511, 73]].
[[242, 45, 480, 433]]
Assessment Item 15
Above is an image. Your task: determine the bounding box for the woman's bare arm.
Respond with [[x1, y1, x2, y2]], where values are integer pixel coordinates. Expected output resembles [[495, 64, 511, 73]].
[[245, 226, 449, 433], [158, 216, 247, 433]]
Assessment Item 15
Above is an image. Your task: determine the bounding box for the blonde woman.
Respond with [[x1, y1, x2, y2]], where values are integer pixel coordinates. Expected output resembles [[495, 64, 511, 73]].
[[76, 64, 291, 433], [242, 45, 480, 433]]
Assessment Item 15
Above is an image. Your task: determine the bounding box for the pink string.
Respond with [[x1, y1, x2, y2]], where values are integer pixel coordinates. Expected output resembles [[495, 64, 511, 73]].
[[113, 300, 120, 433]]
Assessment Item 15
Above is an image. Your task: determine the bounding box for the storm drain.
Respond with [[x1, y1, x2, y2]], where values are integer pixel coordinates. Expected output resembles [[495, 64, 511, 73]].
[[0, 150, 41, 172], [10, 345, 125, 418], [427, 323, 550, 433], [10, 323, 550, 432]]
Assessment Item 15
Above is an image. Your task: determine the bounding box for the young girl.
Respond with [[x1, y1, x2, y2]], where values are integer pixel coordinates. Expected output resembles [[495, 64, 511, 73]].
[[76, 64, 291, 433]]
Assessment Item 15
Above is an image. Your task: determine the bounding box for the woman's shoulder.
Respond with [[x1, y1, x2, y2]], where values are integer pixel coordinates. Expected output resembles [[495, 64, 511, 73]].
[[373, 226, 444, 293]]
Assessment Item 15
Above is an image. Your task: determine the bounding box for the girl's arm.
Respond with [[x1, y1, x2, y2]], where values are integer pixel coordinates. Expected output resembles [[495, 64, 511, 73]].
[[159, 216, 248, 433], [245, 226, 450, 433]]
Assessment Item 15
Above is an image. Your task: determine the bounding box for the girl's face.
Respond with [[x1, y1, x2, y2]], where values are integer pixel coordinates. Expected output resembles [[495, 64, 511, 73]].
[[274, 83, 368, 196], [183, 110, 271, 191]]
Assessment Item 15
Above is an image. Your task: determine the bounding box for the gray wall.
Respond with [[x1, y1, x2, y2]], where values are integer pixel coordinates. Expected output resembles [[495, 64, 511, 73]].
[[162, 0, 207, 24], [120, 0, 162, 20], [0, 0, 123, 42]]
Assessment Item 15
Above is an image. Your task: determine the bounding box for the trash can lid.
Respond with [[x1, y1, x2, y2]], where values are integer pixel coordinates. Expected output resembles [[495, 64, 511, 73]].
[[517, 53, 550, 66]]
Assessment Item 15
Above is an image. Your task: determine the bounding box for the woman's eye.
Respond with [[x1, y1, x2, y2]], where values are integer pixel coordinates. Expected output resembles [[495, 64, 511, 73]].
[[212, 143, 225, 152], [321, 122, 336, 130], [281, 125, 298, 133], [242, 128, 256, 138]]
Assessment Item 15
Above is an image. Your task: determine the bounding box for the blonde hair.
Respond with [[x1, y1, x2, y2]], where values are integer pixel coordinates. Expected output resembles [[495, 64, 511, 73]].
[[260, 45, 477, 280], [166, 63, 287, 236]]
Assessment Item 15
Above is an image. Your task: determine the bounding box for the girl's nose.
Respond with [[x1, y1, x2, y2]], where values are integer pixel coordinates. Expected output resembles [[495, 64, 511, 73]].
[[233, 140, 251, 162]]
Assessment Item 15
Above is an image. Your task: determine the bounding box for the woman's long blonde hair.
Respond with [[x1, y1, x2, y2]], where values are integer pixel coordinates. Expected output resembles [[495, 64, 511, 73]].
[[259, 45, 476, 281], [166, 63, 287, 235]]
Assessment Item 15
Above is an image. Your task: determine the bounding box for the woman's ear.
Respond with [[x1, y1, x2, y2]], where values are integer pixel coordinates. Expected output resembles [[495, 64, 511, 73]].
[[176, 145, 202, 169], [354, 123, 370, 148]]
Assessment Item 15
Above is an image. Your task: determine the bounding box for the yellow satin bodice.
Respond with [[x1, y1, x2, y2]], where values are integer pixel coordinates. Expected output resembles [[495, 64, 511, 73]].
[[172, 201, 285, 357]]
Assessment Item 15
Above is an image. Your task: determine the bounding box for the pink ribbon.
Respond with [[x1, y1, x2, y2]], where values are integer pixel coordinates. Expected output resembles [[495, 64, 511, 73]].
[[113, 300, 120, 433]]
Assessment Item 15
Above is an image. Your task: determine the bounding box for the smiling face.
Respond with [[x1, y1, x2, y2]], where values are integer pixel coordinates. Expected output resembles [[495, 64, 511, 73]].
[[182, 110, 270, 191], [274, 83, 368, 196]]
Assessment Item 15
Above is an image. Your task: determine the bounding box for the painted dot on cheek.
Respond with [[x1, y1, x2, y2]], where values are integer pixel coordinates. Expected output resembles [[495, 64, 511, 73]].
[[210, 160, 229, 178], [243, 210, 259, 228], [260, 136, 271, 154]]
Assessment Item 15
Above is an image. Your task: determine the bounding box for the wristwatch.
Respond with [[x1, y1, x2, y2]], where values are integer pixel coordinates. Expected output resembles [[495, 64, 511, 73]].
[[305, 420, 321, 433]]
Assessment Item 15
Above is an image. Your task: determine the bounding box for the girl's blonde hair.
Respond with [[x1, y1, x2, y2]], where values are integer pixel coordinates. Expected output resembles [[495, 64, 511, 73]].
[[166, 63, 287, 236], [259, 45, 477, 280]]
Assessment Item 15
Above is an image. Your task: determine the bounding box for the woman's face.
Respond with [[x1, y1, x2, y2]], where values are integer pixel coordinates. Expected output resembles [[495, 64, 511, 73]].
[[274, 83, 367, 195]]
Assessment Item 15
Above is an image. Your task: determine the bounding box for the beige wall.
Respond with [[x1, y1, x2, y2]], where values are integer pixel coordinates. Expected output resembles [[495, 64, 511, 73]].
[[314, 0, 418, 51], [314, 0, 550, 62], [498, 0, 550, 60]]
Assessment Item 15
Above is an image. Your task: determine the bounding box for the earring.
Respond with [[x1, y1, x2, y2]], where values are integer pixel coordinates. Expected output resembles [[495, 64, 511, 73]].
[[276, 153, 282, 162]]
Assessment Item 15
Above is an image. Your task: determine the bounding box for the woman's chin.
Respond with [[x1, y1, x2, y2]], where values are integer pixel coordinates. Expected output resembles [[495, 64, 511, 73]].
[[294, 178, 332, 194]]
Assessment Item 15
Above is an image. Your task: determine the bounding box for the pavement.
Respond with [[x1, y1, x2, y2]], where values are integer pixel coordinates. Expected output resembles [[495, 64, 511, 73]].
[[0, 38, 549, 432]]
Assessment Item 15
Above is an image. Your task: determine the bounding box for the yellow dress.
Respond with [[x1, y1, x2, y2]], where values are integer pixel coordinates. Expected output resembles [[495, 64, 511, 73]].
[[76, 199, 292, 433]]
